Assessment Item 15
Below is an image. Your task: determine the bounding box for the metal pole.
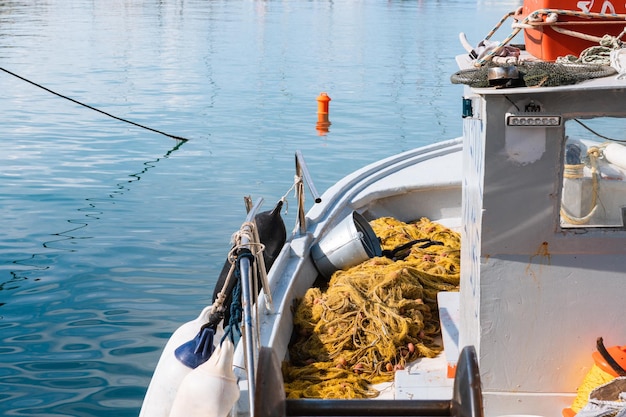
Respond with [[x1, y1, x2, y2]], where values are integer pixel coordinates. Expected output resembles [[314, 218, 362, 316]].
[[295, 151, 322, 235], [295, 150, 321, 203], [239, 198, 263, 417], [239, 255, 256, 416]]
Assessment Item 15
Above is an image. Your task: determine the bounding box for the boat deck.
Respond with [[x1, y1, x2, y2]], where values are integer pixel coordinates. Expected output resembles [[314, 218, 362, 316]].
[[375, 292, 460, 401]]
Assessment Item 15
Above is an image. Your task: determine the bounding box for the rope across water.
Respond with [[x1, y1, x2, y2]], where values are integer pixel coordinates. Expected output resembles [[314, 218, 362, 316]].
[[1, 67, 191, 141]]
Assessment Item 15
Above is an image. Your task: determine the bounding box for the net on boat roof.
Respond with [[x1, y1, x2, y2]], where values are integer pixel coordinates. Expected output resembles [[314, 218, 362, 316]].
[[451, 62, 617, 88]]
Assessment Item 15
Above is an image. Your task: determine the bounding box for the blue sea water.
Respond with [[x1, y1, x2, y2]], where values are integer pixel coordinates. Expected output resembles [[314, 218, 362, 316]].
[[0, 1, 521, 415]]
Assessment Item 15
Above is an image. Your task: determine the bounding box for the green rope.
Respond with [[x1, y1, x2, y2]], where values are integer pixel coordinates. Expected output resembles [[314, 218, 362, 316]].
[[557, 35, 624, 65]]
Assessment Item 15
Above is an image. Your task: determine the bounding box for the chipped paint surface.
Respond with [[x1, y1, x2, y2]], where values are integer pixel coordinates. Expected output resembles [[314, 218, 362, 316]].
[[526, 241, 551, 282]]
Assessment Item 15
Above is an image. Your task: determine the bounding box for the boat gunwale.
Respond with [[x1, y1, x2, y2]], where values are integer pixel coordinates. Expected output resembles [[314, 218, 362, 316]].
[[306, 137, 463, 226]]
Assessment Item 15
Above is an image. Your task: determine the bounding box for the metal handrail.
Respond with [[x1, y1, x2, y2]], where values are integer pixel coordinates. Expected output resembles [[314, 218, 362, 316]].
[[240, 153, 321, 411], [295, 151, 322, 234]]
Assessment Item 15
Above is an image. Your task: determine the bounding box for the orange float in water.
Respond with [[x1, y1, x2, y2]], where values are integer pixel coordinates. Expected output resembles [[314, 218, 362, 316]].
[[316, 92, 331, 135], [316, 92, 331, 114]]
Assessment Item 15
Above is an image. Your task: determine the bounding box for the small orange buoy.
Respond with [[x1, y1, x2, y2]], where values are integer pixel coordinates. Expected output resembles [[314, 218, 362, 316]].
[[316, 92, 331, 135], [317, 92, 331, 114]]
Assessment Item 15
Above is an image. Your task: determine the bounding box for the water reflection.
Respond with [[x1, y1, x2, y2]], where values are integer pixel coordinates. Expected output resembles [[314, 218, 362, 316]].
[[2, 140, 186, 291]]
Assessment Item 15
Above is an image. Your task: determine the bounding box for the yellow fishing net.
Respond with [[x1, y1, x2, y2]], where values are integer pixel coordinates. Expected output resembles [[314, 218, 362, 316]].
[[283, 217, 461, 399]]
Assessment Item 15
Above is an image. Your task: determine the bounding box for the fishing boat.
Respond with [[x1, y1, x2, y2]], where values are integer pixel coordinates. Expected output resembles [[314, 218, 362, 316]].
[[139, 2, 626, 417]]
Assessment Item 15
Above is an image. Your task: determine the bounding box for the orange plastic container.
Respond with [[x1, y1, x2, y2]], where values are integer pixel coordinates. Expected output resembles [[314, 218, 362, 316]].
[[591, 344, 626, 377], [522, 0, 626, 61], [562, 344, 626, 417]]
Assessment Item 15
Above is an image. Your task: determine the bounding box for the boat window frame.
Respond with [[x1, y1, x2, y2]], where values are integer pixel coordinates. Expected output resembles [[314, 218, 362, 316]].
[[558, 115, 626, 231]]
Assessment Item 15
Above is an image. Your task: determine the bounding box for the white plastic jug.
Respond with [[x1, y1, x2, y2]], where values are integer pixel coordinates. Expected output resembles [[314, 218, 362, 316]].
[[168, 338, 239, 417]]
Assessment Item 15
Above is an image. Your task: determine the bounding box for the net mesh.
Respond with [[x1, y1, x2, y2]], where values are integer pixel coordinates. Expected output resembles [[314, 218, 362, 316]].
[[451, 62, 617, 88]]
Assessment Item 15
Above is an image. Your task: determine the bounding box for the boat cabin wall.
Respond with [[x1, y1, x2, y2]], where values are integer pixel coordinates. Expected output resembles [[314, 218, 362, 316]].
[[459, 85, 626, 416]]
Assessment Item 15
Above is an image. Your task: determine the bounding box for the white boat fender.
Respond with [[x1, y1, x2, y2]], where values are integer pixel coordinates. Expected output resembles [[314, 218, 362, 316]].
[[604, 143, 626, 171], [168, 338, 240, 417], [139, 306, 214, 417]]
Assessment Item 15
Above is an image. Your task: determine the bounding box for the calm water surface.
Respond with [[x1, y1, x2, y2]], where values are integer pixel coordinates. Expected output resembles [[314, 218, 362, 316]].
[[0, 1, 521, 415]]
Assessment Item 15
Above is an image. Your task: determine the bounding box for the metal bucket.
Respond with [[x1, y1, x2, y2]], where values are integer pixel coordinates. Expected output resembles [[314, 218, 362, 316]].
[[311, 211, 382, 278]]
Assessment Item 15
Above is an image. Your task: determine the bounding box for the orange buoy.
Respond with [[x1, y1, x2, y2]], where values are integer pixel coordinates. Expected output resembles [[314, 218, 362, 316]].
[[316, 92, 331, 135], [317, 92, 331, 114]]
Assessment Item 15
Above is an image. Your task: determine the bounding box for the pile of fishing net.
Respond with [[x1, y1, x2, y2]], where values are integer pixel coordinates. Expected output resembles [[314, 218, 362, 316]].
[[282, 217, 460, 399], [451, 61, 616, 88]]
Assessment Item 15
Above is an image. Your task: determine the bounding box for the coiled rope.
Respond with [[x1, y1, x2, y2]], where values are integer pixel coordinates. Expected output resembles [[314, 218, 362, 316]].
[[475, 8, 626, 67], [561, 147, 601, 225], [557, 34, 626, 65], [1, 67, 190, 141], [212, 220, 269, 345]]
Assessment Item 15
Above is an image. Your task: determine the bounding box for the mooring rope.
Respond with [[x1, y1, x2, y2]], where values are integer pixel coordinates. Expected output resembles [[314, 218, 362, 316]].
[[222, 276, 243, 344], [1, 67, 190, 141], [475, 8, 626, 67]]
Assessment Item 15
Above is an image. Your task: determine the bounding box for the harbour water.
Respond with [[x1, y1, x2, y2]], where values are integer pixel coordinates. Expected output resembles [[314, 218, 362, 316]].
[[0, 1, 521, 416]]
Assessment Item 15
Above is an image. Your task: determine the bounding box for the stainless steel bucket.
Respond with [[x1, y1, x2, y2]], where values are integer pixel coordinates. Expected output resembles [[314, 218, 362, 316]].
[[311, 211, 382, 278]]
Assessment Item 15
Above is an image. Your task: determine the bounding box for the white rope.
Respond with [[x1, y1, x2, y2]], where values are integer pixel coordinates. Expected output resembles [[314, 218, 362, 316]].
[[290, 174, 306, 235], [476, 8, 626, 66], [278, 173, 304, 218], [560, 147, 602, 225], [211, 224, 268, 316], [611, 48, 626, 79], [248, 219, 274, 313], [556, 34, 624, 65]]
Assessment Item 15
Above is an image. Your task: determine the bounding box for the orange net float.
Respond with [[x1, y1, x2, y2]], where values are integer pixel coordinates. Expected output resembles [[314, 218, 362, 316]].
[[563, 338, 626, 417]]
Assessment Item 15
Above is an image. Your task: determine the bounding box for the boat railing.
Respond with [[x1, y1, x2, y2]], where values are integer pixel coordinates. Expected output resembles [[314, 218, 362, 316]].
[[238, 152, 321, 415], [254, 345, 484, 417], [295, 150, 322, 235]]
